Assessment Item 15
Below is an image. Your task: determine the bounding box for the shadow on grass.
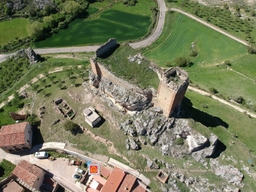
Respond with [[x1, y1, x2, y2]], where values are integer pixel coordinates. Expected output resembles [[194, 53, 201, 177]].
[[175, 97, 229, 128], [32, 126, 45, 146]]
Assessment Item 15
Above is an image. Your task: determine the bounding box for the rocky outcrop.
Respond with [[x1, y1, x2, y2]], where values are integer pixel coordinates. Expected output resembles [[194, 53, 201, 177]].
[[16, 48, 40, 64], [33, 0, 56, 10], [6, 0, 25, 10], [210, 159, 244, 187], [89, 71, 153, 112], [96, 38, 118, 58]]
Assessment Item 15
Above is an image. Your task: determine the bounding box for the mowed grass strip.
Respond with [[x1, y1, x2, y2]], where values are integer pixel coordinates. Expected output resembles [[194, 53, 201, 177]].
[[0, 18, 30, 45], [143, 12, 247, 67], [35, 10, 151, 48]]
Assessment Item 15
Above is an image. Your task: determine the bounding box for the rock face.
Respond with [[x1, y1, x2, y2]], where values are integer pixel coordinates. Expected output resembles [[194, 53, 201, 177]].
[[89, 71, 153, 112], [6, 0, 25, 10], [33, 0, 56, 10], [210, 159, 244, 187], [24, 48, 40, 64], [16, 48, 40, 64]]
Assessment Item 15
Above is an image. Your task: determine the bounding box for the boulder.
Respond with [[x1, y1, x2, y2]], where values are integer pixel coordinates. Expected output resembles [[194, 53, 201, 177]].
[[128, 137, 140, 150], [210, 159, 244, 187], [33, 0, 55, 10]]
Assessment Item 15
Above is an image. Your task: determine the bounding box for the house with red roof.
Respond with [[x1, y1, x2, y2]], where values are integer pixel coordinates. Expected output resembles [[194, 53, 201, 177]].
[[0, 122, 32, 153], [12, 160, 45, 191]]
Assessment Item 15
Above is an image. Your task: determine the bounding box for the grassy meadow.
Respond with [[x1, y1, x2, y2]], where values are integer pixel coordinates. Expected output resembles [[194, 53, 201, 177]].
[[143, 11, 256, 106], [143, 11, 247, 67], [0, 18, 30, 45], [35, 0, 155, 48]]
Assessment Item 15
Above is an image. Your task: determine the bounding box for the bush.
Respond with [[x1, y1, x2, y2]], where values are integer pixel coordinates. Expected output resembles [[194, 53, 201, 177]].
[[175, 138, 184, 145], [174, 57, 192, 67], [209, 87, 218, 94], [64, 120, 80, 135]]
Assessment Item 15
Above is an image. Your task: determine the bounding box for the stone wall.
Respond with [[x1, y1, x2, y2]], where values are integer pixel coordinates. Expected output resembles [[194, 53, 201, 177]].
[[155, 68, 189, 117], [89, 59, 152, 112]]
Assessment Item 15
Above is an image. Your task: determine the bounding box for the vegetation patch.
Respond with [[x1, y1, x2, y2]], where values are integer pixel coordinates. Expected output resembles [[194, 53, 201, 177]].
[[98, 44, 159, 89], [35, 10, 151, 48], [143, 12, 247, 67], [0, 159, 15, 180], [0, 18, 30, 46]]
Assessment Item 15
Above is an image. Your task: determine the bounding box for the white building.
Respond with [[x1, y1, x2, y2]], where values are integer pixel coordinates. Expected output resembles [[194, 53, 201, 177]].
[[83, 107, 101, 127]]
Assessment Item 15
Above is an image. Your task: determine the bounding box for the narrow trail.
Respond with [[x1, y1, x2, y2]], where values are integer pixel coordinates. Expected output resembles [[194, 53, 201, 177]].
[[170, 8, 249, 46], [188, 86, 256, 118]]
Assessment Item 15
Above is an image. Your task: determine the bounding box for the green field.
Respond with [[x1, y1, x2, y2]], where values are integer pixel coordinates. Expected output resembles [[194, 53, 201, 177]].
[[0, 18, 30, 45], [98, 44, 159, 89], [143, 12, 247, 67], [35, 0, 155, 48], [185, 90, 256, 191]]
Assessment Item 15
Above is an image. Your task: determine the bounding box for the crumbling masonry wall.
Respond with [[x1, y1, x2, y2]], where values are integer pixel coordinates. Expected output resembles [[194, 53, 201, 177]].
[[156, 68, 189, 117]]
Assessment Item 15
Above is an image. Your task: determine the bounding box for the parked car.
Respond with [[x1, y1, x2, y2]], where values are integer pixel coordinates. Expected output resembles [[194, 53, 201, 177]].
[[72, 173, 81, 180], [75, 168, 85, 174], [35, 151, 48, 159], [70, 160, 82, 166]]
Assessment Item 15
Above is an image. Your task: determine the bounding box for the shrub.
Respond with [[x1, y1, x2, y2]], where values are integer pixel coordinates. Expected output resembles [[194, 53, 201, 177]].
[[209, 87, 218, 94], [175, 138, 184, 145], [64, 120, 80, 135], [174, 57, 192, 67]]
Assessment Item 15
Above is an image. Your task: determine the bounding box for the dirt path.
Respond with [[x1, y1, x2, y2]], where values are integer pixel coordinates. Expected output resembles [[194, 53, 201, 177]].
[[170, 8, 249, 46], [188, 86, 256, 118]]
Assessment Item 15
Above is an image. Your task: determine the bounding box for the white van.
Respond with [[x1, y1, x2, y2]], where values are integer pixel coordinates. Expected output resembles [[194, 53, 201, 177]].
[[35, 151, 49, 159]]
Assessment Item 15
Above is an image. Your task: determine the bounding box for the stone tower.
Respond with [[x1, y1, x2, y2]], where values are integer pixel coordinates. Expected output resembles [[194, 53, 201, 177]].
[[155, 67, 189, 117]]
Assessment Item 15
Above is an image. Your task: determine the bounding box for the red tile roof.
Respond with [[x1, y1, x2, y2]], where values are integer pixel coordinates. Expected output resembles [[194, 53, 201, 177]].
[[12, 160, 44, 188], [0, 122, 29, 147], [117, 173, 136, 192], [101, 167, 125, 192], [2, 180, 24, 192], [100, 165, 111, 179]]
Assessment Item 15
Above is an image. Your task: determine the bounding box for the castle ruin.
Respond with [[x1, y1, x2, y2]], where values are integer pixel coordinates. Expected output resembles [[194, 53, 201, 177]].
[[88, 39, 189, 118], [155, 68, 189, 117]]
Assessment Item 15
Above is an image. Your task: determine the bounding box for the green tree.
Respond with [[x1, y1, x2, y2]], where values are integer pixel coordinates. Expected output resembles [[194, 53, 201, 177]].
[[64, 120, 80, 135], [62, 1, 83, 16], [29, 21, 44, 40], [27, 114, 39, 126], [174, 57, 192, 67]]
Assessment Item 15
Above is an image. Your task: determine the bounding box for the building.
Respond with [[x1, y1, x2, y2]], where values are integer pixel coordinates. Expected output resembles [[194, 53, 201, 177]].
[[0, 122, 32, 153], [2, 180, 25, 192], [12, 160, 45, 191], [155, 67, 189, 117], [83, 107, 101, 127], [101, 167, 125, 192]]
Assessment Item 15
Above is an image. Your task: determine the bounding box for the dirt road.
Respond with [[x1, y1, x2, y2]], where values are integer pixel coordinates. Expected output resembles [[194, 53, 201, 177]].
[[170, 8, 249, 46], [188, 86, 256, 118]]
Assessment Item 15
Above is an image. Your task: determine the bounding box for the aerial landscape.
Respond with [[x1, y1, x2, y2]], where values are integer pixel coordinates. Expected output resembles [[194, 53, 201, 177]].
[[1, 0, 256, 191]]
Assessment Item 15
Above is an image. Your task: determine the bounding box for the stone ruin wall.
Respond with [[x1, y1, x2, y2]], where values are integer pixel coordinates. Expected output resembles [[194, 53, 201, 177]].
[[156, 68, 189, 117], [95, 38, 117, 58], [90, 58, 142, 92]]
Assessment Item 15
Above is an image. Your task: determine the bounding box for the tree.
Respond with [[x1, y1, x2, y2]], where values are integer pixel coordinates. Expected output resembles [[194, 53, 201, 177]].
[[64, 120, 80, 135], [209, 87, 218, 94], [174, 57, 192, 67], [62, 1, 83, 16], [27, 114, 40, 126], [29, 21, 44, 40]]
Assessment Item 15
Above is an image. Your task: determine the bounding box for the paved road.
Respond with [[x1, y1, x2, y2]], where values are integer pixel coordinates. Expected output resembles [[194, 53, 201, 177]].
[[0, 142, 106, 192], [170, 8, 249, 46], [129, 0, 168, 49]]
